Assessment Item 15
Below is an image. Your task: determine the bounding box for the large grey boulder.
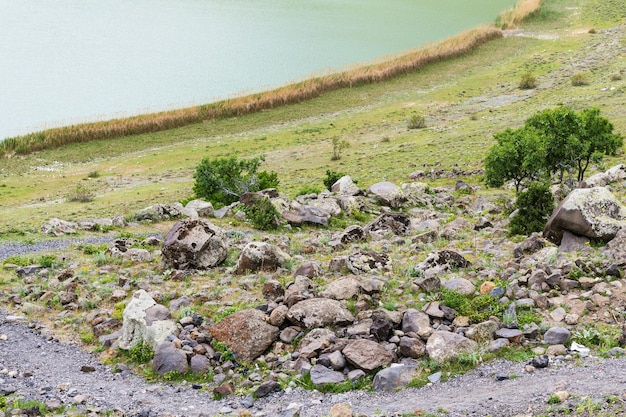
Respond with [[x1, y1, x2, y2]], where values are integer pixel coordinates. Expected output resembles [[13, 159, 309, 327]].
[[319, 276, 361, 300], [235, 241, 291, 274], [118, 290, 178, 351], [605, 228, 626, 266], [309, 365, 345, 385], [288, 298, 354, 329], [402, 309, 433, 340], [161, 219, 228, 270], [331, 176, 362, 196], [543, 187, 626, 245], [342, 339, 393, 371], [426, 330, 478, 363], [582, 164, 626, 188], [368, 181, 405, 208], [185, 199, 215, 217], [543, 327, 571, 345], [373, 364, 417, 392], [209, 309, 279, 362], [152, 342, 189, 376], [41, 218, 78, 236]]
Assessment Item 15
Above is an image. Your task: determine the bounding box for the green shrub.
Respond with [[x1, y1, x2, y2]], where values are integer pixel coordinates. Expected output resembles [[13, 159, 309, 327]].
[[509, 181, 555, 235], [37, 254, 57, 268], [440, 289, 508, 323], [407, 114, 426, 129], [519, 72, 538, 89], [242, 197, 280, 230], [323, 169, 347, 190], [122, 340, 154, 364], [193, 156, 279, 208]]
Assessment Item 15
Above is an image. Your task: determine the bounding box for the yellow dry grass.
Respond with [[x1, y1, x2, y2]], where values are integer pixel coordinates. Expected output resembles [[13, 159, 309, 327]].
[[497, 0, 543, 29]]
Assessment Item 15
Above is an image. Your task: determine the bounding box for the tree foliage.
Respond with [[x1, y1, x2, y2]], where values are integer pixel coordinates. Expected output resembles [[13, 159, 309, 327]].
[[509, 181, 555, 235], [193, 156, 279, 208], [485, 106, 622, 191], [484, 126, 545, 193]]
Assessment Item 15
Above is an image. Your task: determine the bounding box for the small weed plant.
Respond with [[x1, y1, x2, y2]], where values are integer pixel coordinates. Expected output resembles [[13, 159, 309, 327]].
[[407, 114, 426, 129], [121, 340, 154, 364], [66, 182, 95, 202], [519, 72, 538, 89]]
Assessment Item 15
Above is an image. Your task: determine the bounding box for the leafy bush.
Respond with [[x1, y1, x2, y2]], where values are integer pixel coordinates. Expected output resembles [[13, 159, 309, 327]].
[[323, 169, 347, 190], [193, 156, 279, 208], [407, 114, 426, 129], [509, 181, 555, 235], [38, 254, 57, 268], [440, 289, 508, 323], [242, 197, 280, 230], [122, 340, 154, 364], [519, 72, 538, 89]]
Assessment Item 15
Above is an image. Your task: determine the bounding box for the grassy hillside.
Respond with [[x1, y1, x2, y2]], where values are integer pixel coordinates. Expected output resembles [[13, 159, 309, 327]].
[[0, 0, 624, 234]]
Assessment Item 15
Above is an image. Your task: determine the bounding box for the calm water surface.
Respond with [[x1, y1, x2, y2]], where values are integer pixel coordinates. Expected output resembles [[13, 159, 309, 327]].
[[0, 0, 516, 139]]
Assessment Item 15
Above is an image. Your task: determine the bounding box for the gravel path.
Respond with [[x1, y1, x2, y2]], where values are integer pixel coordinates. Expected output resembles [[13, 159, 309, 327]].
[[2, 308, 626, 417]]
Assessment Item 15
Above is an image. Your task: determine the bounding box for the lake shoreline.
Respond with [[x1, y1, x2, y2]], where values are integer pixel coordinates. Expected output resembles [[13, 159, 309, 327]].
[[0, 0, 541, 156]]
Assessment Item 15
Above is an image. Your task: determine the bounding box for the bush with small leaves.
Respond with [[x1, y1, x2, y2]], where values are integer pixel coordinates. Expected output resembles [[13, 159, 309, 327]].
[[67, 182, 95, 202], [509, 181, 555, 236], [242, 197, 281, 231]]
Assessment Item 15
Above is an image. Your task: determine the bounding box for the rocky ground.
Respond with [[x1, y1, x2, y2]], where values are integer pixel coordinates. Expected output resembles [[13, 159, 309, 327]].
[[2, 307, 626, 417]]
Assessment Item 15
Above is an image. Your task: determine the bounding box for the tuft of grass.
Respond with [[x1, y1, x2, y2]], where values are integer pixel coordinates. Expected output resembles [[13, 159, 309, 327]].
[[571, 72, 590, 86], [66, 182, 95, 202], [519, 72, 538, 89], [407, 114, 427, 129]]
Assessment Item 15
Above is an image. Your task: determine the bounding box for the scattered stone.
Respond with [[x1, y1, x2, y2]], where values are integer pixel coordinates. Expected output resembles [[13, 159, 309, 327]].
[[235, 241, 291, 274], [288, 298, 354, 329], [329, 403, 353, 417], [343, 339, 394, 371], [543, 327, 571, 345], [209, 309, 279, 362], [161, 219, 228, 269], [346, 250, 392, 274], [426, 331, 478, 363], [152, 342, 189, 376], [254, 380, 278, 398], [368, 181, 405, 208], [530, 355, 549, 369], [372, 364, 417, 392], [309, 365, 345, 385]]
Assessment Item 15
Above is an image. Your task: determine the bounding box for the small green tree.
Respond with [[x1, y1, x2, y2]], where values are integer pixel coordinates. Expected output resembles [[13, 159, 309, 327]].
[[193, 156, 278, 208], [525, 106, 584, 183], [484, 126, 546, 193], [576, 107, 623, 181], [330, 136, 350, 160], [509, 181, 555, 235]]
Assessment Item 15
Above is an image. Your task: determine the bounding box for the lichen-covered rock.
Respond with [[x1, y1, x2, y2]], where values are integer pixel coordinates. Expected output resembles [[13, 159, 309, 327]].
[[368, 181, 405, 208], [364, 212, 411, 236], [41, 218, 78, 236], [209, 309, 279, 362], [426, 330, 478, 363], [604, 228, 626, 266], [346, 250, 392, 275], [118, 290, 178, 351], [235, 241, 291, 274], [185, 199, 215, 217], [331, 175, 362, 196], [287, 298, 354, 329], [319, 276, 361, 300], [582, 164, 626, 188], [135, 203, 183, 222], [161, 219, 228, 270], [342, 339, 393, 371], [544, 187, 626, 244]]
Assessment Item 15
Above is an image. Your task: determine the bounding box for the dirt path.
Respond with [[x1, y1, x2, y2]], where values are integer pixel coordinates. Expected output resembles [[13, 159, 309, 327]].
[[2, 309, 626, 417]]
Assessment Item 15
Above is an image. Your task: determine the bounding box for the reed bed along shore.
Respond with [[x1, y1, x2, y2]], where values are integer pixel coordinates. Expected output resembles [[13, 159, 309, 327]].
[[0, 0, 541, 157]]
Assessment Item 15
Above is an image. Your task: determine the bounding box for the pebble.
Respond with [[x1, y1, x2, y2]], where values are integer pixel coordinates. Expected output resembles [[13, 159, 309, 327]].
[[0, 334, 7, 341]]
